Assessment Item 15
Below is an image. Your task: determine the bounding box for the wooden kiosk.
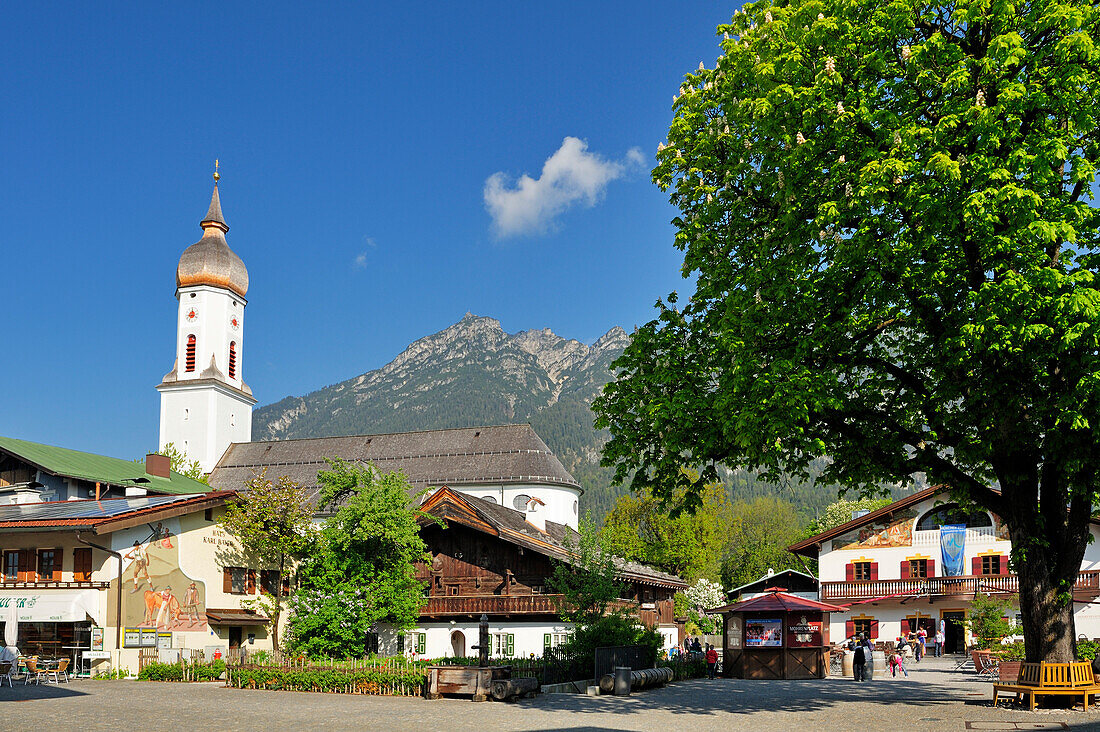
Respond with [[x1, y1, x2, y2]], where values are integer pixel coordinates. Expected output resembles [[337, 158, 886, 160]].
[[713, 590, 846, 679]]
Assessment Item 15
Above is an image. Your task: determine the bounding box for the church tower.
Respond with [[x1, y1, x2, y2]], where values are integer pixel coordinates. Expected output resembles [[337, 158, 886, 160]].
[[156, 166, 256, 473]]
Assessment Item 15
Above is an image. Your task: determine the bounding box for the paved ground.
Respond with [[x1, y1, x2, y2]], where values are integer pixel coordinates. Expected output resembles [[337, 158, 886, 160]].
[[4, 657, 1100, 731]]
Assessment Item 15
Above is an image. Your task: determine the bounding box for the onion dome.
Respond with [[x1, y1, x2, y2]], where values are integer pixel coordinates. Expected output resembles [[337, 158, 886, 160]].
[[176, 173, 249, 298]]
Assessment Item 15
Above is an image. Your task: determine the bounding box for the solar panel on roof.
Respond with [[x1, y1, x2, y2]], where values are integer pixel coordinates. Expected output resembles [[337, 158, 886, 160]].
[[0, 494, 192, 522]]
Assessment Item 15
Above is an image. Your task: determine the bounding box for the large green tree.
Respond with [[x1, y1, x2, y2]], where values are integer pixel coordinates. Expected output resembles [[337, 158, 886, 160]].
[[594, 0, 1100, 662], [721, 496, 807, 588], [287, 460, 432, 657]]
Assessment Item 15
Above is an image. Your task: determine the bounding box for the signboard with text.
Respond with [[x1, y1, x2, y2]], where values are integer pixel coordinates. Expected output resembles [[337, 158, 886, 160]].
[[744, 618, 783, 647], [123, 628, 142, 648], [786, 615, 824, 648], [91, 626, 104, 651], [725, 615, 743, 649]]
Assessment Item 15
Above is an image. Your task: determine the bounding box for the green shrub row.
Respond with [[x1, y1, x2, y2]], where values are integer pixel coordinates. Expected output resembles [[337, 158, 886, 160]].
[[226, 665, 427, 693], [138, 659, 226, 682], [658, 657, 708, 681]]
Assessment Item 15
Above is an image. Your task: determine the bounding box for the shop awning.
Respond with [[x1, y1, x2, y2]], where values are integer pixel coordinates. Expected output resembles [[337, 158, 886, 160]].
[[0, 589, 99, 622], [205, 608, 270, 626]]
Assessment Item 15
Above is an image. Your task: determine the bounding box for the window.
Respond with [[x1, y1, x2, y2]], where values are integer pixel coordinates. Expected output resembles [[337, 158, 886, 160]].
[[260, 570, 287, 596], [204, 508, 214, 522], [223, 567, 254, 595], [446, 584, 459, 596], [185, 335, 197, 372], [909, 559, 929, 578], [852, 618, 873, 637], [512, 494, 532, 510], [917, 504, 993, 531], [229, 341, 237, 378], [493, 633, 515, 657], [543, 633, 569, 649], [482, 495, 498, 504], [37, 549, 58, 581], [852, 562, 872, 581], [981, 555, 1001, 576], [406, 632, 426, 655], [73, 548, 92, 582], [3, 551, 18, 582]]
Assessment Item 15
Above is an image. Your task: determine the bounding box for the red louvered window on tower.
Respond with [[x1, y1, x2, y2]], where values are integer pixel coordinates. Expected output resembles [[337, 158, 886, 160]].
[[186, 335, 197, 372], [229, 341, 237, 379]]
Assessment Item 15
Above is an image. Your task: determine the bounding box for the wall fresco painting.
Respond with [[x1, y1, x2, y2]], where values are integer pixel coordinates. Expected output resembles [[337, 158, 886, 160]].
[[114, 519, 207, 632], [831, 509, 917, 551]]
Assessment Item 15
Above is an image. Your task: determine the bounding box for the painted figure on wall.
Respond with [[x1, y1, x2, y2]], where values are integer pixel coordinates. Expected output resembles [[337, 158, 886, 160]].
[[114, 519, 207, 632], [832, 509, 917, 551]]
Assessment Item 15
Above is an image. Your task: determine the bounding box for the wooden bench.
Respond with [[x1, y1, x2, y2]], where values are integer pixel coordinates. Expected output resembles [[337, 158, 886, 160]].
[[993, 661, 1100, 710]]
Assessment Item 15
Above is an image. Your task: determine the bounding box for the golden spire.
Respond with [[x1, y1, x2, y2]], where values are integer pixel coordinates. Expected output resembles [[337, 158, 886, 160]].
[[213, 159, 220, 184]]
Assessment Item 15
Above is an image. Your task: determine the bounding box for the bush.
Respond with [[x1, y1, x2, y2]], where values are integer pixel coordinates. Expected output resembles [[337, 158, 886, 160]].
[[226, 664, 426, 693], [138, 659, 226, 682], [1077, 641, 1100, 662], [658, 656, 707, 680], [967, 593, 1014, 650]]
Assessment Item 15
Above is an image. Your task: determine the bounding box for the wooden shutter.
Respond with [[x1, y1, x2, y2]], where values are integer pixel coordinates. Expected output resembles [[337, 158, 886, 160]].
[[506, 634, 514, 657], [281, 572, 291, 597], [1000, 555, 1009, 576], [926, 559, 936, 577], [870, 619, 879, 640], [417, 633, 426, 654], [900, 561, 910, 579], [845, 563, 854, 581], [845, 619, 854, 638], [544, 633, 551, 649], [247, 569, 257, 594], [18, 550, 33, 582], [870, 562, 879, 581], [73, 548, 92, 582], [223, 568, 233, 594], [973, 556, 983, 575]]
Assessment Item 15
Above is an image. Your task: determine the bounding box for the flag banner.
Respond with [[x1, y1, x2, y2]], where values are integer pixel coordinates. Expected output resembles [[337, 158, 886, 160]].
[[941, 524, 966, 576]]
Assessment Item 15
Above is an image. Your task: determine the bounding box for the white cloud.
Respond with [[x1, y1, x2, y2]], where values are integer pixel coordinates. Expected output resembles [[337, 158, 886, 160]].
[[484, 137, 644, 238], [353, 236, 377, 269]]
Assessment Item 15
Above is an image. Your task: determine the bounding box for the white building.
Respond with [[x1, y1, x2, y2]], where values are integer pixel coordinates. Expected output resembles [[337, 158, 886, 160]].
[[788, 486, 1100, 650], [156, 175, 255, 474]]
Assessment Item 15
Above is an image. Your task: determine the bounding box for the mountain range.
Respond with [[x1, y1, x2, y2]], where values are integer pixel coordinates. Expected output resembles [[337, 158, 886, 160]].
[[252, 313, 632, 517]]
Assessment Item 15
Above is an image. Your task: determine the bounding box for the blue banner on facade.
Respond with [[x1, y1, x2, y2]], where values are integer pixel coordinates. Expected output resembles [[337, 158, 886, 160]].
[[941, 524, 966, 576]]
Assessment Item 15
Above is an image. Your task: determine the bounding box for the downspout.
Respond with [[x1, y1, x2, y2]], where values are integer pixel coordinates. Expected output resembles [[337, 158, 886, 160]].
[[76, 532, 123, 650]]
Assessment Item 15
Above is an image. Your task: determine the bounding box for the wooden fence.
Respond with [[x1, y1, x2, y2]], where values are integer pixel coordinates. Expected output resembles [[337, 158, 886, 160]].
[[225, 653, 427, 696]]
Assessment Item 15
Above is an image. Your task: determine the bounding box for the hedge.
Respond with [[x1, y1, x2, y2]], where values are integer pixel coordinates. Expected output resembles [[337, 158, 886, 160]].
[[138, 659, 226, 682], [226, 664, 427, 694]]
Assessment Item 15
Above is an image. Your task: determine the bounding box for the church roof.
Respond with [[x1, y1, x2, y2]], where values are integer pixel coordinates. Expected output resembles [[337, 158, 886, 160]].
[[0, 435, 212, 496], [207, 424, 582, 507], [176, 184, 249, 298]]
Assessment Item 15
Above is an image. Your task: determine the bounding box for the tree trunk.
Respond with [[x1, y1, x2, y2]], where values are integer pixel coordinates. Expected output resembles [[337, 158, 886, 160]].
[[1016, 552, 1076, 662]]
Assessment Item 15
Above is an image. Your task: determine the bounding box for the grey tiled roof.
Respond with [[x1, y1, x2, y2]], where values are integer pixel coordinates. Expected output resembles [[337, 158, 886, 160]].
[[208, 424, 581, 505]]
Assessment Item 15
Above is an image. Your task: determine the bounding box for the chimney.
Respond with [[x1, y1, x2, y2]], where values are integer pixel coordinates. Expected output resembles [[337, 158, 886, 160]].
[[525, 496, 547, 532], [146, 453, 171, 478]]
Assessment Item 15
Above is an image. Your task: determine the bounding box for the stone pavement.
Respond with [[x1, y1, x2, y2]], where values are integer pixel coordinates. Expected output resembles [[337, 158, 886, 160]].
[[5, 656, 1100, 731]]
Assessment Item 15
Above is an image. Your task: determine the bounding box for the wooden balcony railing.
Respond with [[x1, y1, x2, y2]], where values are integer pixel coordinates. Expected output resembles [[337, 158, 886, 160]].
[[420, 594, 564, 617], [0, 580, 109, 589], [821, 570, 1100, 601]]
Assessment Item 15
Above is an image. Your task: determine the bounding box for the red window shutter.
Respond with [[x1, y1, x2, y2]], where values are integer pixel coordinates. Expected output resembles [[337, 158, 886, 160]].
[[927, 559, 936, 577], [900, 561, 910, 579], [1000, 555, 1009, 576], [870, 619, 879, 640], [247, 569, 257, 594], [870, 562, 879, 581], [52, 548, 61, 581], [845, 563, 854, 581], [73, 548, 92, 582], [972, 556, 982, 575], [223, 568, 232, 594], [845, 619, 854, 638]]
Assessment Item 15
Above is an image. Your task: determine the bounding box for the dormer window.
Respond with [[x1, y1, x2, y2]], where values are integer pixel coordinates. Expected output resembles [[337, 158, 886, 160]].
[[186, 335, 196, 372]]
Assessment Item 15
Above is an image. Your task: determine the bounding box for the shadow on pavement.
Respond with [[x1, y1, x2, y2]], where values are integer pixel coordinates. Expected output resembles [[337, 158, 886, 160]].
[[0, 681, 90, 702]]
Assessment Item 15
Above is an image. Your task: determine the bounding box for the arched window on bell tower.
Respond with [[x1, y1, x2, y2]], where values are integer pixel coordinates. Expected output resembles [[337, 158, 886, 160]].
[[186, 335, 197, 372], [229, 341, 237, 379]]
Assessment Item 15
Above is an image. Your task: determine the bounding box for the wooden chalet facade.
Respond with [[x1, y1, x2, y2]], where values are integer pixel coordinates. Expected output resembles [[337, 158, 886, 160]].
[[385, 488, 686, 659]]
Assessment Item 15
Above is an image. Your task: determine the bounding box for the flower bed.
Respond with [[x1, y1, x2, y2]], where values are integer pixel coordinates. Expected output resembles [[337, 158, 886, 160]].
[[226, 660, 426, 695]]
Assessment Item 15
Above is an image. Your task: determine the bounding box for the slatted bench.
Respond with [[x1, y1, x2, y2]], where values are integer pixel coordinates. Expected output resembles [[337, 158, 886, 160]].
[[992, 661, 1100, 710]]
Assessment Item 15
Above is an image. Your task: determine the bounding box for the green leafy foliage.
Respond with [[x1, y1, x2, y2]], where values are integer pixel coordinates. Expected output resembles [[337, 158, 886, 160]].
[[220, 469, 315, 649], [141, 443, 207, 483], [226, 662, 426, 693], [548, 513, 624, 625], [594, 0, 1100, 663], [558, 613, 663, 670], [721, 496, 808, 588], [967, 592, 1015, 649], [138, 659, 225, 681], [806, 498, 894, 536], [287, 460, 433, 657]]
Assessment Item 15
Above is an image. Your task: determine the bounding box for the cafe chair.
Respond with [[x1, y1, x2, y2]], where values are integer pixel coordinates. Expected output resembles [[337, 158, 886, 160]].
[[0, 661, 12, 687], [48, 659, 69, 684], [23, 658, 46, 685]]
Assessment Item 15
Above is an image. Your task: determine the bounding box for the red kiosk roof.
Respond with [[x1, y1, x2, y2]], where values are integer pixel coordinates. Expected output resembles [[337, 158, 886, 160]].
[[709, 590, 847, 614]]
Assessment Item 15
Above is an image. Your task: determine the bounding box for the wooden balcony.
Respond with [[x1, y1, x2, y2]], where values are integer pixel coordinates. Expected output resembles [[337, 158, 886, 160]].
[[821, 570, 1100, 602], [420, 594, 564, 618], [0, 580, 109, 590]]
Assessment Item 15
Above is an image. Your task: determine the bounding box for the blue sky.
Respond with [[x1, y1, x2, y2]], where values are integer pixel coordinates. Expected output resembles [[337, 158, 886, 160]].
[[0, 1, 738, 459]]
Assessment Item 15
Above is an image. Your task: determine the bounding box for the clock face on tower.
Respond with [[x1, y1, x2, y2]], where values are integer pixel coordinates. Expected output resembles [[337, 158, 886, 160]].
[[229, 315, 240, 330], [185, 306, 199, 322]]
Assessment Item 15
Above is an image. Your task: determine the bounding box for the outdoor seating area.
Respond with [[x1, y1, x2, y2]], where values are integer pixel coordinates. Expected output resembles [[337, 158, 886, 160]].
[[14, 656, 71, 686], [992, 661, 1100, 711]]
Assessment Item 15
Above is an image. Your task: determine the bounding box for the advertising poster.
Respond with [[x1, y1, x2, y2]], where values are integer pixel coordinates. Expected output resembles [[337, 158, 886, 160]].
[[91, 626, 104, 651], [123, 628, 141, 648], [786, 615, 823, 647], [744, 618, 783, 647], [140, 628, 158, 647]]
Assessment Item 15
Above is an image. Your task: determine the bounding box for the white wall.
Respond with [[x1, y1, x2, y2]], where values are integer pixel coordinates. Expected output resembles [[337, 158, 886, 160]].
[[456, 484, 582, 531]]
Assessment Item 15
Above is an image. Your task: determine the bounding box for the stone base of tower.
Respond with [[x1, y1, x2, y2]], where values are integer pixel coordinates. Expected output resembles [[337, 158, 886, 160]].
[[157, 379, 256, 474]]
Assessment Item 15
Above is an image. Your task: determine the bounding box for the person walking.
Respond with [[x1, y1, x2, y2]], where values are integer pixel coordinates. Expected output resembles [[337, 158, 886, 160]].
[[852, 638, 867, 681], [861, 634, 875, 680], [935, 628, 945, 657], [705, 644, 719, 679], [916, 628, 926, 662]]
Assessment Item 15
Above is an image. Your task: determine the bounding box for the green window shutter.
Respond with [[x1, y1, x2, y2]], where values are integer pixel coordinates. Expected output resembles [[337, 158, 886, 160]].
[[544, 633, 551, 649], [506, 634, 514, 657], [417, 633, 426, 655]]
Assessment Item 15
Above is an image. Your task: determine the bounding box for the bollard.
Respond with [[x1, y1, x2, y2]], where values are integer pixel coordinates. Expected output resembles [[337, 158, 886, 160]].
[[613, 666, 632, 696], [586, 685, 600, 697]]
